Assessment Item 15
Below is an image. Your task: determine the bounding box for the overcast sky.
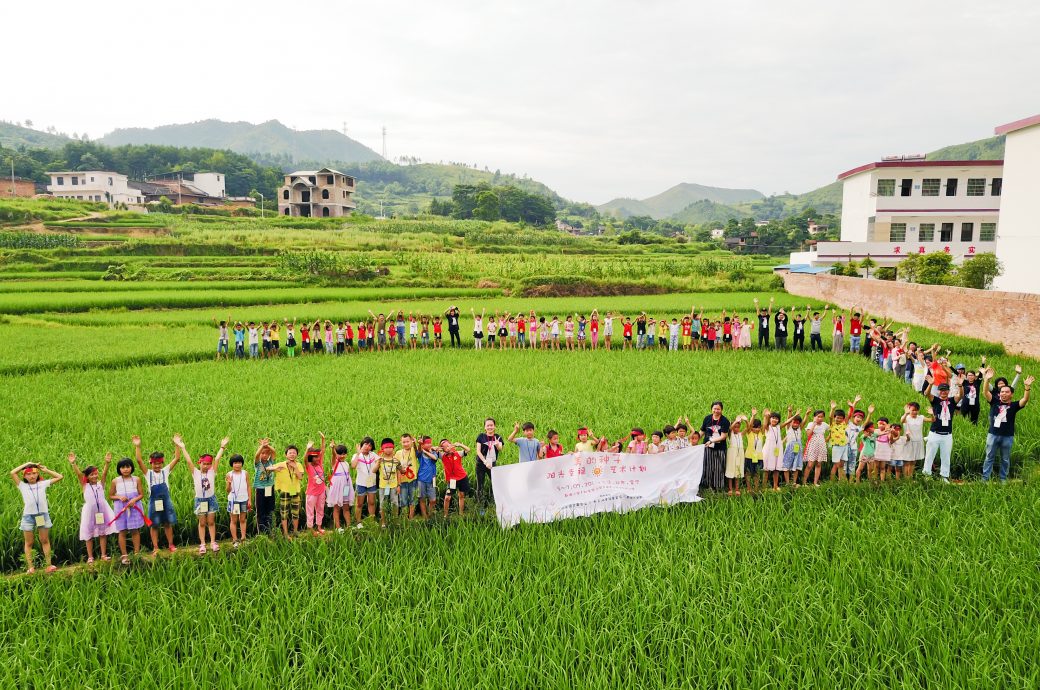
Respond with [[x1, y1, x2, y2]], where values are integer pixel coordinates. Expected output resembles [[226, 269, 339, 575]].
[[7, 1, 1039, 203]]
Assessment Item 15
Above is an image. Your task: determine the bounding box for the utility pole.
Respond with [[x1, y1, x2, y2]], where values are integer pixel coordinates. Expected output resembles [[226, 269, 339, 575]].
[[178, 171, 182, 205], [9, 157, 14, 198], [258, 192, 264, 219], [381, 126, 388, 160], [342, 121, 348, 137]]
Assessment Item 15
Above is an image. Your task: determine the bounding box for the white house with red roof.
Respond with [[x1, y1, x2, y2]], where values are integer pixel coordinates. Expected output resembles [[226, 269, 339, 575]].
[[992, 114, 1040, 294]]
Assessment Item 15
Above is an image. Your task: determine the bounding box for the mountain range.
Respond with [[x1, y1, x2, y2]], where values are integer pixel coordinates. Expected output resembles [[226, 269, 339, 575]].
[[596, 182, 764, 219], [98, 119, 383, 165]]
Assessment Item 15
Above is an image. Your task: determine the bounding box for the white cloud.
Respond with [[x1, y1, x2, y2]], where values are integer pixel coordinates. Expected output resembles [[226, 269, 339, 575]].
[[5, 0, 1038, 203]]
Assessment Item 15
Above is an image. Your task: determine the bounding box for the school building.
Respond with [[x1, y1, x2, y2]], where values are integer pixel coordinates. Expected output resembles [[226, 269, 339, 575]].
[[788, 112, 1040, 295], [789, 158, 1002, 271]]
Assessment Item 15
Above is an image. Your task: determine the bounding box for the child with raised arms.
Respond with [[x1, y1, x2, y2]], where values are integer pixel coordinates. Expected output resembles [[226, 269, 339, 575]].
[[744, 410, 764, 493], [433, 315, 443, 348], [509, 422, 543, 463], [352, 437, 379, 524], [780, 408, 805, 488], [725, 416, 748, 496], [550, 315, 561, 349], [303, 434, 327, 535], [110, 456, 145, 564], [327, 441, 354, 532], [471, 307, 485, 350], [11, 461, 63, 573], [900, 402, 926, 478], [69, 452, 116, 564], [271, 444, 304, 540], [486, 313, 498, 348], [284, 319, 297, 358], [855, 421, 877, 483], [590, 309, 600, 350], [827, 401, 851, 482], [176, 434, 228, 554], [226, 452, 252, 547], [134, 435, 179, 555], [872, 418, 894, 481], [801, 408, 828, 487], [603, 312, 614, 350], [762, 411, 783, 490]]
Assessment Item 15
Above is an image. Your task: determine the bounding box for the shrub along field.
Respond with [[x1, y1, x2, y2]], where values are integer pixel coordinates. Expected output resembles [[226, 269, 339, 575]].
[[0, 199, 1037, 688]]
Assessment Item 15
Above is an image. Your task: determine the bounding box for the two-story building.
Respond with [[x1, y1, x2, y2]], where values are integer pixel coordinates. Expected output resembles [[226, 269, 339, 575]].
[[790, 158, 1001, 270], [278, 168, 356, 217], [993, 113, 1040, 294], [46, 171, 147, 208]]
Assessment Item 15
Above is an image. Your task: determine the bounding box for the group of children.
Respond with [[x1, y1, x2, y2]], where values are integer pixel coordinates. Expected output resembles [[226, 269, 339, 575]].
[[12, 356, 1032, 573]]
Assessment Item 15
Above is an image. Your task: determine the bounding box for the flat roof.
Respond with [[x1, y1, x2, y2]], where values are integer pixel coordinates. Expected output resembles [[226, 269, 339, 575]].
[[45, 170, 123, 176], [836, 159, 1003, 181], [995, 113, 1040, 136]]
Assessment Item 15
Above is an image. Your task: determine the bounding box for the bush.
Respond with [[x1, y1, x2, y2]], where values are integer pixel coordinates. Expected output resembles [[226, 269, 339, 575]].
[[875, 267, 897, 281]]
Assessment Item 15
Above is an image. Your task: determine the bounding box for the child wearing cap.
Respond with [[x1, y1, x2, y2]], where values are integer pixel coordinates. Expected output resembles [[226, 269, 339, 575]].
[[10, 461, 64, 573], [377, 438, 400, 527]]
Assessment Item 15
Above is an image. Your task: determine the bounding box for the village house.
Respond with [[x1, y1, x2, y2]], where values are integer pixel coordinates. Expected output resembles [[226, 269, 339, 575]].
[[278, 168, 356, 217]]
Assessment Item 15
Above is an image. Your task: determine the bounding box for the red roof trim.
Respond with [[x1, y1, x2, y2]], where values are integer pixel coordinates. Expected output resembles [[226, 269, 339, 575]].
[[995, 113, 1040, 136], [836, 159, 1004, 181]]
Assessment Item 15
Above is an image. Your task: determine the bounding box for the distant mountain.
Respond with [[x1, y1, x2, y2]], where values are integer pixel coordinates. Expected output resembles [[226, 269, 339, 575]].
[[598, 182, 764, 219], [669, 199, 749, 224], [0, 121, 71, 150], [99, 119, 383, 164], [927, 134, 1005, 161]]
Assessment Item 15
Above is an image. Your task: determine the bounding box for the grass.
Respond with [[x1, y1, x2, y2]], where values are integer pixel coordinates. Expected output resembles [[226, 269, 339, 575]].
[[1, 482, 1037, 687]]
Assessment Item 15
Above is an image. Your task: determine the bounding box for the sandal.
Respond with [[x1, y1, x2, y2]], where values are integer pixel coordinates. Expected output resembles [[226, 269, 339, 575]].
[[87, 557, 95, 565], [198, 544, 207, 555], [26, 567, 35, 574], [101, 555, 111, 562], [168, 545, 177, 553], [152, 549, 160, 557], [120, 555, 130, 565], [45, 565, 57, 573], [211, 542, 220, 552]]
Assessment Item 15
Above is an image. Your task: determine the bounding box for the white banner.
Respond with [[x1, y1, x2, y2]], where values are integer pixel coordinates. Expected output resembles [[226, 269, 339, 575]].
[[491, 446, 704, 529]]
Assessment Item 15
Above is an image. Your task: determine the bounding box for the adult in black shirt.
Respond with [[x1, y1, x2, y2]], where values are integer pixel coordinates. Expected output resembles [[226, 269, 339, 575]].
[[753, 297, 772, 348], [445, 306, 461, 348], [982, 369, 1033, 481], [774, 310, 788, 350], [475, 417, 504, 510], [791, 308, 806, 351], [922, 380, 961, 479], [700, 402, 730, 492], [636, 313, 647, 349]]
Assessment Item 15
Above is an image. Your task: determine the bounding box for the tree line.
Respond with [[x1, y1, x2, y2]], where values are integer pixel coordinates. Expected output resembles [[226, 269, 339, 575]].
[[428, 183, 557, 225], [1, 141, 284, 199]]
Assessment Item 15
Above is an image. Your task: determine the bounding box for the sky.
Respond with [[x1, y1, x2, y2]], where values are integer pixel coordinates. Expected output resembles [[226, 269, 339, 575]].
[[6, 0, 1039, 204]]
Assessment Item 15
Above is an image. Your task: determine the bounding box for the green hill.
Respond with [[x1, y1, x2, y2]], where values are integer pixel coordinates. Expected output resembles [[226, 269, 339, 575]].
[[0, 121, 71, 150], [100, 119, 383, 165], [669, 199, 750, 224], [598, 182, 764, 219], [927, 134, 1005, 161]]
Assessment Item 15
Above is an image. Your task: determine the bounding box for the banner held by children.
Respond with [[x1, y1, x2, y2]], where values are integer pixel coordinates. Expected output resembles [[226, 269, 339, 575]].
[[491, 446, 704, 529]]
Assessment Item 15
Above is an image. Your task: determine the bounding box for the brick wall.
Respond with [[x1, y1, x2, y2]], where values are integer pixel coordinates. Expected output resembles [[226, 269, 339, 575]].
[[0, 179, 36, 198], [782, 273, 1040, 358]]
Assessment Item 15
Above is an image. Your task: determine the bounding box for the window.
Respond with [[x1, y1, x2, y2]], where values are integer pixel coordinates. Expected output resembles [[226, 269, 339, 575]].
[[56, 176, 64, 185], [967, 178, 985, 196], [326, 175, 334, 184], [961, 222, 974, 242], [889, 223, 907, 242], [991, 178, 1002, 196], [308, 176, 316, 184], [900, 179, 913, 197], [322, 207, 330, 217], [922, 178, 940, 196], [283, 208, 290, 215], [940, 222, 954, 242], [945, 178, 958, 196], [108, 177, 113, 185], [282, 189, 289, 200], [980, 223, 996, 241], [919, 223, 935, 242], [321, 189, 330, 199], [71, 177, 79, 186], [876, 179, 895, 196]]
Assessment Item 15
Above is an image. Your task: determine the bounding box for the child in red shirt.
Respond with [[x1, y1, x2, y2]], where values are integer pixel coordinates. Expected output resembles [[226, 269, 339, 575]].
[[439, 439, 471, 517]]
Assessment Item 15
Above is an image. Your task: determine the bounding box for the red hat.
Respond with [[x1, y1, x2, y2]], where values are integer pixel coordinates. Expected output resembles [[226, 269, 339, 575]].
[[381, 441, 395, 451], [199, 454, 214, 463], [577, 427, 588, 437]]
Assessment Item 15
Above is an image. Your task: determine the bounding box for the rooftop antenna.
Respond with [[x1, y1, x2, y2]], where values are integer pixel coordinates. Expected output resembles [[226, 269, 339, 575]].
[[381, 125, 388, 160], [342, 121, 348, 137]]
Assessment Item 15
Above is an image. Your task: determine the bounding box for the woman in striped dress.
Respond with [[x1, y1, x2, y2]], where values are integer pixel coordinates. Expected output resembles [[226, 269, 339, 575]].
[[700, 402, 731, 492]]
